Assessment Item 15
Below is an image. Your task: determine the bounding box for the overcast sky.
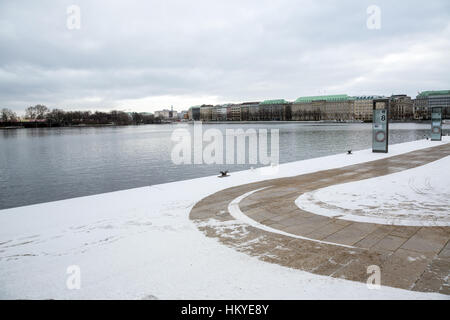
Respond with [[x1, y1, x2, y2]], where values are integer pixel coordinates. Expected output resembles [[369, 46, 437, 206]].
[[1, 0, 449, 113]]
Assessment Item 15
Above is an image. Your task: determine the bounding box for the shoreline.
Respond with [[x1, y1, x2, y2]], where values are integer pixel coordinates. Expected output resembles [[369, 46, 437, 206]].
[[1, 120, 446, 129]]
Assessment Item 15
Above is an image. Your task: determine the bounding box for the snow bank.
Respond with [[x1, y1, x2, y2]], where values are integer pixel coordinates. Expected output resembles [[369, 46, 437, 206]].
[[0, 137, 448, 299], [296, 156, 450, 227]]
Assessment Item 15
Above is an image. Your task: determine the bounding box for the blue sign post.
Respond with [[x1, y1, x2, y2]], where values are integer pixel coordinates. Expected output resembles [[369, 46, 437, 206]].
[[372, 99, 389, 153], [431, 107, 442, 141]]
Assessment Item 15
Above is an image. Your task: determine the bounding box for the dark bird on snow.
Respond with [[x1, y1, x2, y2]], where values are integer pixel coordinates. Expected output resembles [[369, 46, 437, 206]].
[[219, 170, 229, 178]]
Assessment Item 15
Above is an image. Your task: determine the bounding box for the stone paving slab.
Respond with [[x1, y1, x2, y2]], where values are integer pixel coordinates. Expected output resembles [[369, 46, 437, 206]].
[[371, 235, 409, 252], [354, 225, 396, 248], [400, 227, 449, 254], [322, 223, 380, 246], [190, 143, 450, 294]]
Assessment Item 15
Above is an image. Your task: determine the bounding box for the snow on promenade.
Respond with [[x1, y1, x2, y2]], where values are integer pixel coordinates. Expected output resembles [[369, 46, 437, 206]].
[[0, 137, 449, 299], [296, 155, 450, 227]]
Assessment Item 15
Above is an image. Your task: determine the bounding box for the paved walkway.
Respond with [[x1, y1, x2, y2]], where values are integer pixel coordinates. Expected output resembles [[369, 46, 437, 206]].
[[190, 143, 450, 294]]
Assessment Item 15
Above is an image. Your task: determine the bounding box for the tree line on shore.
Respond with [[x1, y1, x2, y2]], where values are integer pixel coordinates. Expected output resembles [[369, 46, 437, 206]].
[[0, 105, 160, 127]]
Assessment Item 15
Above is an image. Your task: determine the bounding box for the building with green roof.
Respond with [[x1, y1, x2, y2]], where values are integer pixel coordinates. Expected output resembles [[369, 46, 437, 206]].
[[260, 99, 289, 105], [294, 94, 352, 103], [292, 94, 354, 121], [352, 95, 384, 122], [414, 90, 450, 120], [417, 90, 450, 98], [258, 99, 291, 121]]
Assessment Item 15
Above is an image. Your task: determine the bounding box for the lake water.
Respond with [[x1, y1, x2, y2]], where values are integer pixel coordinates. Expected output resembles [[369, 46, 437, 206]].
[[1, 122, 448, 210]]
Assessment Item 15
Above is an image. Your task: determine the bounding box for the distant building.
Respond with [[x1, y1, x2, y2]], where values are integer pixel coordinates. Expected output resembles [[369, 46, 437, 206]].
[[390, 95, 413, 120], [226, 105, 233, 121], [219, 106, 228, 121], [414, 90, 450, 120], [211, 105, 227, 121], [353, 96, 384, 122], [178, 110, 188, 120], [188, 106, 201, 121], [243, 102, 260, 121], [413, 95, 429, 120], [259, 99, 292, 121], [155, 109, 178, 120], [292, 95, 354, 121], [199, 105, 213, 121], [185, 91, 448, 123], [292, 98, 321, 121], [154, 110, 164, 118], [231, 105, 241, 121], [211, 106, 218, 121]]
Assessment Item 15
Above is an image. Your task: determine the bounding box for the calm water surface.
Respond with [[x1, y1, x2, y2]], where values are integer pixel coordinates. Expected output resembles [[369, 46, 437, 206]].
[[1, 122, 448, 210]]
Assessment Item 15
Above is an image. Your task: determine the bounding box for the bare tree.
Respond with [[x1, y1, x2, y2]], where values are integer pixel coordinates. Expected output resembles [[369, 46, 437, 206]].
[[1, 108, 18, 122], [25, 106, 38, 120], [25, 105, 49, 120], [47, 109, 66, 124], [35, 104, 49, 119]]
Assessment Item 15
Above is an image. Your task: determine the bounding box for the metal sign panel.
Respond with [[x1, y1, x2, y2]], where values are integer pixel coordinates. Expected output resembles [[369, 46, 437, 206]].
[[431, 107, 442, 141], [372, 99, 389, 153]]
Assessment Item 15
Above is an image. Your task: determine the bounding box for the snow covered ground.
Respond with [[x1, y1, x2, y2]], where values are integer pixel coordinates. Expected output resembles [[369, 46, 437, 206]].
[[0, 137, 449, 299], [296, 156, 450, 227]]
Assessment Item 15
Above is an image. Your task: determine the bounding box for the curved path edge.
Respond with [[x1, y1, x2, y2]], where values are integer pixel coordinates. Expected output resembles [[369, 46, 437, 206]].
[[190, 143, 450, 294]]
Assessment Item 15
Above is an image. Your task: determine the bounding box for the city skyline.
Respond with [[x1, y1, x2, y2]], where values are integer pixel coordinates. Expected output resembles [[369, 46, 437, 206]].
[[3, 90, 448, 124], [5, 89, 448, 116]]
